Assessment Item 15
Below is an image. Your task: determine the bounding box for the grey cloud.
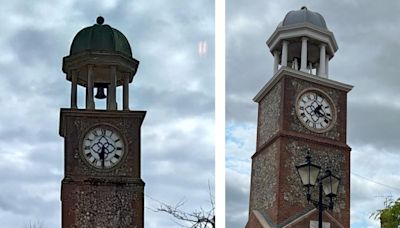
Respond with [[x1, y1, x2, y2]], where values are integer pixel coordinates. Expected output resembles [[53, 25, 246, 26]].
[[10, 28, 63, 67], [226, 170, 250, 228], [135, 87, 214, 118], [348, 101, 400, 151]]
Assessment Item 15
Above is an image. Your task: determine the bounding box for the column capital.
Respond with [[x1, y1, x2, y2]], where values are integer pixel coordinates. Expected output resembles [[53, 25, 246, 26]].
[[282, 40, 289, 45], [301, 36, 308, 41]]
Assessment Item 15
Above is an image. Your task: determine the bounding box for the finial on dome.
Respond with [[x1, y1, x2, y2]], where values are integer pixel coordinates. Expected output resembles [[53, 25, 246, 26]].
[[301, 6, 307, 10], [96, 16, 104, 25]]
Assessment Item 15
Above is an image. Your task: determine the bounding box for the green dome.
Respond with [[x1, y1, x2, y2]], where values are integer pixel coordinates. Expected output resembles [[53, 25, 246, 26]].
[[70, 17, 132, 57]]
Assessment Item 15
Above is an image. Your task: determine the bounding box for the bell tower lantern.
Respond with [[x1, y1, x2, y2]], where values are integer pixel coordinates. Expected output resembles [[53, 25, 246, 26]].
[[59, 17, 146, 228], [62, 16, 139, 110], [268, 6, 338, 78]]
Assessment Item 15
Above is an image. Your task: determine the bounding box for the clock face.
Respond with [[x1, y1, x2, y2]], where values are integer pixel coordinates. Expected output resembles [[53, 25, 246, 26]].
[[81, 126, 125, 169], [296, 89, 336, 132]]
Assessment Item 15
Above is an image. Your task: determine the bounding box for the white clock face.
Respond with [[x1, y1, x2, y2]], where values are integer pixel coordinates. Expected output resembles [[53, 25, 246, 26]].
[[81, 126, 125, 169], [296, 90, 336, 132]]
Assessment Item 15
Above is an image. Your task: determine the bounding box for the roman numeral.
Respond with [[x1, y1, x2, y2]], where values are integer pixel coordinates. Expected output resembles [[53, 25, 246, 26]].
[[117, 147, 122, 150], [115, 139, 120, 143], [101, 129, 106, 136], [84, 146, 90, 150], [324, 119, 329, 124], [114, 154, 120, 159]]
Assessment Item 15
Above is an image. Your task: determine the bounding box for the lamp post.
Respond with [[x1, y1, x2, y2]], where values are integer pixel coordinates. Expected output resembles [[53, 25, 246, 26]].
[[296, 149, 340, 228]]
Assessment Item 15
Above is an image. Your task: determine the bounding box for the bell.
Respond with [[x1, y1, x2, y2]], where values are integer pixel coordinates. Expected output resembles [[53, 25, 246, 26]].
[[95, 86, 107, 99]]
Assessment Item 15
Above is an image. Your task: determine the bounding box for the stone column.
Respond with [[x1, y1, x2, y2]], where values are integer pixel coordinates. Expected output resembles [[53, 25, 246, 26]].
[[273, 50, 280, 74], [107, 66, 117, 110], [71, 70, 77, 109], [300, 37, 308, 72], [123, 74, 129, 111], [308, 62, 313, 74], [325, 54, 329, 78], [318, 44, 327, 78], [86, 65, 95, 109], [281, 41, 289, 67]]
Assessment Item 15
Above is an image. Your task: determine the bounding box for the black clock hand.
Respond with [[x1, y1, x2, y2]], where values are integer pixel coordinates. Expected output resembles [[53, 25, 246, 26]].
[[99, 146, 106, 167], [314, 104, 325, 117]]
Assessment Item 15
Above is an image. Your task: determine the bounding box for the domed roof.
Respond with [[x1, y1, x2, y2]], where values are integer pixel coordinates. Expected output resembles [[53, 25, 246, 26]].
[[282, 7, 327, 29], [70, 16, 132, 57]]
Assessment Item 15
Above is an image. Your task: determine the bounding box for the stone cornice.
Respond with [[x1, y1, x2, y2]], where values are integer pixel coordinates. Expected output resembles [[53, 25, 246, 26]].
[[252, 129, 351, 159], [267, 22, 338, 56], [59, 108, 146, 137], [253, 68, 353, 103]]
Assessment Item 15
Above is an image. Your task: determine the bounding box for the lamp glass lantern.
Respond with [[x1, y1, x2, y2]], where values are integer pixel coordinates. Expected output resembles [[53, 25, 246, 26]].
[[296, 155, 321, 188], [320, 170, 340, 198]]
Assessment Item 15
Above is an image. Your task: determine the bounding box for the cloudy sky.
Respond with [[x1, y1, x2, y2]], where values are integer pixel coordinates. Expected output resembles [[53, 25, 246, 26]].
[[0, 1, 214, 227], [226, 1, 400, 228]]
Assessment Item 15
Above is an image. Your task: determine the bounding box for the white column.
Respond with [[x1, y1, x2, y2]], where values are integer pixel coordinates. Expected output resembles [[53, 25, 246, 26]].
[[325, 54, 329, 78], [318, 44, 326, 78], [86, 65, 95, 109], [123, 74, 129, 110], [281, 41, 289, 67], [300, 37, 308, 72], [273, 50, 280, 74], [107, 66, 117, 110], [70, 70, 77, 109]]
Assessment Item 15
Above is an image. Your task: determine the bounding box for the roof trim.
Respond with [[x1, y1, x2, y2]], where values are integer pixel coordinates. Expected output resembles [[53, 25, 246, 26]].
[[253, 68, 353, 103]]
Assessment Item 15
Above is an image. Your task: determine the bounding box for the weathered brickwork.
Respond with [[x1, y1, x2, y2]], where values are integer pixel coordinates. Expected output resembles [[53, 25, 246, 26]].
[[62, 180, 144, 228], [60, 109, 145, 179], [283, 141, 346, 214], [257, 81, 281, 148], [249, 141, 278, 212], [248, 72, 351, 228], [60, 109, 146, 228]]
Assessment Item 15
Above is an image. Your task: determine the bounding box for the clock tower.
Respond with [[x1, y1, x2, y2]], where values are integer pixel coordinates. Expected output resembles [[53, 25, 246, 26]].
[[60, 17, 145, 227], [246, 7, 352, 228]]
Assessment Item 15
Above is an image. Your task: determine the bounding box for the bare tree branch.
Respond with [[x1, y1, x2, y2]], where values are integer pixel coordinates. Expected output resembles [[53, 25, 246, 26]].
[[150, 182, 215, 228]]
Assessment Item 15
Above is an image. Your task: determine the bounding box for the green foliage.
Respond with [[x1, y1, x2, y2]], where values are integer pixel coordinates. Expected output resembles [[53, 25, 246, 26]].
[[371, 197, 400, 228]]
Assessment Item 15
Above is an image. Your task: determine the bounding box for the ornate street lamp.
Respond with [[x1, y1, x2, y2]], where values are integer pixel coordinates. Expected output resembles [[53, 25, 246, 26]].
[[296, 149, 340, 228]]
